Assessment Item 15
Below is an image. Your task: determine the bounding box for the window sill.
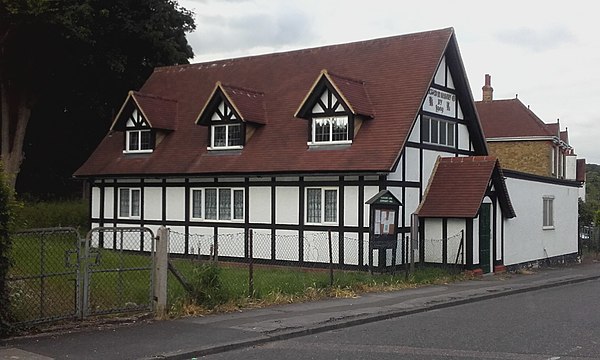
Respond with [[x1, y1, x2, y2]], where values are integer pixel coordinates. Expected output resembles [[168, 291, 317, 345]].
[[208, 146, 244, 151], [123, 149, 153, 154], [307, 141, 352, 150], [542, 226, 555, 230]]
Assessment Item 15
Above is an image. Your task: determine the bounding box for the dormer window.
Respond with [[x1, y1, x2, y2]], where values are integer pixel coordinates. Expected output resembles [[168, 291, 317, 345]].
[[209, 100, 243, 150], [313, 115, 349, 143], [197, 82, 266, 151], [124, 109, 153, 154], [296, 70, 373, 147]]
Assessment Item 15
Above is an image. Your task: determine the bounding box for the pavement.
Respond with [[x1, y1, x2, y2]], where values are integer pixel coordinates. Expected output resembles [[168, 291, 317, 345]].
[[2, 262, 600, 360]]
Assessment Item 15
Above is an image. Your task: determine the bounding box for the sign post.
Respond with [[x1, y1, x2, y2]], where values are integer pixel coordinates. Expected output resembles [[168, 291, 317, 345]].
[[366, 190, 402, 273]]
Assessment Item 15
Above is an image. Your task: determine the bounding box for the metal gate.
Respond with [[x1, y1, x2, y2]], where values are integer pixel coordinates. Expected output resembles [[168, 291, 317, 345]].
[[7, 227, 154, 327], [84, 227, 154, 317]]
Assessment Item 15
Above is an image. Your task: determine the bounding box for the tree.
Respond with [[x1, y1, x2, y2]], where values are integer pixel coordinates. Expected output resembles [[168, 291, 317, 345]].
[[0, 0, 195, 191], [0, 161, 15, 333]]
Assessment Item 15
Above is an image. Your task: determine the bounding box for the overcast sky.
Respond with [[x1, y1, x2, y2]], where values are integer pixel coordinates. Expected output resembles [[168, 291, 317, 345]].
[[178, 0, 599, 164]]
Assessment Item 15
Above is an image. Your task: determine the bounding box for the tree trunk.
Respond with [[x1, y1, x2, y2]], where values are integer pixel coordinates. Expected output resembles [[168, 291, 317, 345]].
[[0, 80, 33, 191]]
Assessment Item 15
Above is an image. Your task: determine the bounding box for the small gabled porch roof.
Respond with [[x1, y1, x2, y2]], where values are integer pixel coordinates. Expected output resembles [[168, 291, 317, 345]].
[[416, 156, 515, 218]]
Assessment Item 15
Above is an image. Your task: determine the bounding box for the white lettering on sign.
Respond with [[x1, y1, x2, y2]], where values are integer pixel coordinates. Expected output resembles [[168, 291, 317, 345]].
[[423, 87, 456, 118]]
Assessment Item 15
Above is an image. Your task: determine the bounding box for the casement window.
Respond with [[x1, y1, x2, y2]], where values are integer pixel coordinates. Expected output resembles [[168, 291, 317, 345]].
[[208, 100, 244, 150], [306, 188, 338, 224], [191, 188, 244, 221], [119, 188, 141, 218], [123, 108, 153, 153], [422, 116, 455, 147], [311, 116, 350, 144], [211, 124, 242, 149], [126, 129, 153, 153], [543, 196, 554, 229]]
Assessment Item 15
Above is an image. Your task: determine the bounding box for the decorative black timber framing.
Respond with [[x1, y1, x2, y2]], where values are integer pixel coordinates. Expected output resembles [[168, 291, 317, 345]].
[[271, 177, 276, 261], [358, 176, 365, 267], [244, 178, 250, 258], [184, 179, 190, 255], [442, 218, 448, 264], [140, 178, 145, 250], [298, 176, 305, 265], [466, 219, 473, 268]]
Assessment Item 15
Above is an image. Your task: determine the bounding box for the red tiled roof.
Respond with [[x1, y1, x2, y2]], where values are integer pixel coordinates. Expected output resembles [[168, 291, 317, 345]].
[[475, 98, 554, 138], [113, 91, 178, 130], [75, 28, 457, 177], [326, 71, 374, 117], [417, 156, 515, 218]]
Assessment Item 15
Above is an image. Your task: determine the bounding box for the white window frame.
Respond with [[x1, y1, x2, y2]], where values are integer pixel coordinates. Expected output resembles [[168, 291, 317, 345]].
[[305, 187, 338, 225], [190, 187, 244, 222], [309, 116, 351, 145], [209, 124, 243, 150], [124, 129, 153, 154], [543, 196, 554, 229], [422, 116, 456, 147], [118, 188, 141, 219]]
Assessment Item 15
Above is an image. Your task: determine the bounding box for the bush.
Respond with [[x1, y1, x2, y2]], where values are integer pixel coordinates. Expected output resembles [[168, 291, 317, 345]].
[[0, 164, 17, 334], [187, 263, 229, 309], [13, 199, 88, 231]]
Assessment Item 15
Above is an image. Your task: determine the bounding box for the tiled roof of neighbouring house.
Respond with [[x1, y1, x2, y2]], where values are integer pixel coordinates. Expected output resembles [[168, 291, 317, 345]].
[[475, 98, 556, 139], [75, 27, 482, 177], [417, 156, 515, 218]]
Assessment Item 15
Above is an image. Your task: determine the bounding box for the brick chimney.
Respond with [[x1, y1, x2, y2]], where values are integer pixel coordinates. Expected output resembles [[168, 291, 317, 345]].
[[482, 74, 493, 102]]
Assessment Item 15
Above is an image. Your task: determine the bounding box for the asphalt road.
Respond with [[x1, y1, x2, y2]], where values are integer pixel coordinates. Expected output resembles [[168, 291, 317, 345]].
[[201, 278, 600, 360]]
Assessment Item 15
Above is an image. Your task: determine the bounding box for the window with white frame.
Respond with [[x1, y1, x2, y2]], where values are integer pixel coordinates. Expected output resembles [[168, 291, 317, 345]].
[[306, 188, 338, 224], [422, 116, 455, 147], [543, 196, 554, 228], [124, 108, 153, 153], [208, 100, 244, 150], [311, 116, 349, 144], [191, 188, 244, 221], [119, 188, 141, 218]]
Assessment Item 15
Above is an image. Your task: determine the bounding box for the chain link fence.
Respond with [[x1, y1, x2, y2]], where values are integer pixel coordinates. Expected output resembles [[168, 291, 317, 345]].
[[167, 229, 410, 302], [423, 230, 464, 268], [580, 226, 600, 254]]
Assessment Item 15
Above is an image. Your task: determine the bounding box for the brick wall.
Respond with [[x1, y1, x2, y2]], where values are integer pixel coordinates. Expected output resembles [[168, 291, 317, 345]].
[[487, 141, 553, 177]]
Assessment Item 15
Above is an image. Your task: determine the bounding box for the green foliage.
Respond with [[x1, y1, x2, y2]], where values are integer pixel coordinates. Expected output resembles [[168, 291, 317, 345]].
[[0, 162, 16, 334], [12, 199, 88, 231], [187, 264, 229, 309], [0, 0, 196, 197], [579, 198, 595, 228]]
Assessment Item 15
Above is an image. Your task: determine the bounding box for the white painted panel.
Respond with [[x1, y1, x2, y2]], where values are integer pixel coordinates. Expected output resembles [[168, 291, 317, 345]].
[[434, 56, 446, 86], [163, 226, 186, 254], [91, 187, 100, 218], [166, 187, 185, 221], [404, 187, 421, 218], [104, 187, 114, 219], [144, 179, 162, 184], [457, 101, 464, 120], [188, 227, 214, 256], [249, 187, 271, 224], [458, 123, 470, 150], [422, 150, 449, 189], [423, 218, 443, 263], [276, 187, 299, 225], [217, 228, 245, 258], [251, 229, 272, 259], [218, 177, 245, 183], [473, 217, 480, 265], [447, 219, 466, 265], [277, 177, 299, 182], [303, 231, 335, 263], [343, 233, 359, 265], [305, 176, 338, 182], [565, 156, 577, 180], [405, 147, 420, 182], [275, 229, 299, 261], [344, 186, 359, 227], [447, 70, 455, 90], [496, 201, 503, 261], [408, 115, 420, 143], [363, 186, 380, 227], [144, 187, 162, 221], [250, 177, 271, 182], [503, 177, 578, 266], [387, 156, 403, 181]]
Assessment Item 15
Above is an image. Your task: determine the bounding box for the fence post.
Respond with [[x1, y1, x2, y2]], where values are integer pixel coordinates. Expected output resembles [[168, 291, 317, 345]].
[[248, 229, 254, 297], [153, 226, 169, 319], [328, 230, 333, 287]]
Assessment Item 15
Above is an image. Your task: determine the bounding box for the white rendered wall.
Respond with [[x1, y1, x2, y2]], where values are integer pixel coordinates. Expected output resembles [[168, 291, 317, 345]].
[[565, 155, 577, 180], [249, 186, 271, 224], [275, 187, 299, 225], [166, 187, 185, 221], [104, 187, 114, 218], [144, 187, 162, 221], [344, 186, 359, 227], [447, 218, 466, 265], [458, 123, 470, 151], [404, 147, 420, 182], [503, 177, 579, 266], [91, 187, 100, 218]]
